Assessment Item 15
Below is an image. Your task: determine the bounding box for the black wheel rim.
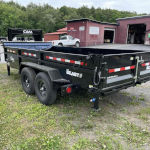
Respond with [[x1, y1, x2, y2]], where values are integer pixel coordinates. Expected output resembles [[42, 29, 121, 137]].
[[24, 75, 29, 88], [38, 80, 47, 99]]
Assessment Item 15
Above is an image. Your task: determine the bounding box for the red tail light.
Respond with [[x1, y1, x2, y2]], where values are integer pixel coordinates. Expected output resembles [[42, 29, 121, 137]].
[[66, 87, 72, 93], [53, 42, 54, 44]]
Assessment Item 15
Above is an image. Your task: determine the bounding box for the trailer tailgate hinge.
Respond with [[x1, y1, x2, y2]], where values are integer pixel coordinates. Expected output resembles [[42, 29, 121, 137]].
[[134, 56, 144, 83]]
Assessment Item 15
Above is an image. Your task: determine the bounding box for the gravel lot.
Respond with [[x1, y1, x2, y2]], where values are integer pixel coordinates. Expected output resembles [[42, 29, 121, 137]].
[[84, 43, 150, 50]]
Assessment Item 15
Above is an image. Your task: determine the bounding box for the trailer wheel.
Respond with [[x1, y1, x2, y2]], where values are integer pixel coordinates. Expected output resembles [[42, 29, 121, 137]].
[[21, 67, 36, 95], [35, 72, 57, 105], [75, 42, 80, 47]]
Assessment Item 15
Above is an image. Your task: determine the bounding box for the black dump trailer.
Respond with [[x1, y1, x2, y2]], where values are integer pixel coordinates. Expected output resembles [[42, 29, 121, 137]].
[[2, 42, 150, 110]]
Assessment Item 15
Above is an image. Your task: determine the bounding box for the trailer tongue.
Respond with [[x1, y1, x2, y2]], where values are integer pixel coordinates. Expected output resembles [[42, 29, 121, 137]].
[[2, 42, 150, 110]]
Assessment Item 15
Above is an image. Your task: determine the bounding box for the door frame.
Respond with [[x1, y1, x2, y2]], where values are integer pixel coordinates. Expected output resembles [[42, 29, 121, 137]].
[[126, 23, 147, 44], [104, 28, 115, 43]]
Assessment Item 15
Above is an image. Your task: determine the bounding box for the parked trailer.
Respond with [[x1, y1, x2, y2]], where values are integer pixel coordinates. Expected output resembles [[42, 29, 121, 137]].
[[2, 42, 150, 110]]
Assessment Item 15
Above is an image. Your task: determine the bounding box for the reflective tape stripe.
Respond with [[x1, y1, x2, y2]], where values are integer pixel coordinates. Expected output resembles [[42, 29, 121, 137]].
[[57, 58, 61, 61], [65, 59, 70, 63], [108, 65, 135, 73], [46, 56, 84, 65], [75, 61, 80, 65], [7, 50, 16, 53], [22, 52, 36, 57], [142, 62, 150, 67]]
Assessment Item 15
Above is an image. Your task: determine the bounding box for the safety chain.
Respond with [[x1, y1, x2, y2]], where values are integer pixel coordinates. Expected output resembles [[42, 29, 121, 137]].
[[93, 67, 101, 85]]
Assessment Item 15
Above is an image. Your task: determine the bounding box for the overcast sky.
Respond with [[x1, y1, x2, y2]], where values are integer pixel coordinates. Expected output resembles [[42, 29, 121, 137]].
[[7, 0, 150, 14]]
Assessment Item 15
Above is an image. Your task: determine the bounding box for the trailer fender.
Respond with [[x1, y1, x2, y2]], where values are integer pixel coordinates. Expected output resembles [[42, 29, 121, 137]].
[[20, 62, 70, 84]]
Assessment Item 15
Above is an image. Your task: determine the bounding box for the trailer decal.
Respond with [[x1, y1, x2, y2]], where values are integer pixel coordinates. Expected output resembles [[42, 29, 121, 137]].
[[89, 85, 93, 88], [108, 65, 135, 73], [66, 69, 83, 78], [7, 50, 16, 53], [141, 63, 150, 67], [146, 66, 150, 70], [22, 52, 36, 57], [10, 56, 15, 62], [46, 56, 84, 65]]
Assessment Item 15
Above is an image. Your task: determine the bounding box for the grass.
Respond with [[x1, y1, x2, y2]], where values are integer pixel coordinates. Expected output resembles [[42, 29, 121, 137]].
[[11, 135, 64, 150], [109, 121, 150, 147], [0, 64, 150, 149], [127, 101, 140, 106], [72, 135, 124, 150], [121, 92, 130, 96], [136, 107, 150, 121], [136, 107, 150, 115]]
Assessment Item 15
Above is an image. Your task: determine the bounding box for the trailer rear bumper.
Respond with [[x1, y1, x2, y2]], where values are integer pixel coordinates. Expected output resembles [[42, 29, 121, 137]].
[[61, 84, 80, 96]]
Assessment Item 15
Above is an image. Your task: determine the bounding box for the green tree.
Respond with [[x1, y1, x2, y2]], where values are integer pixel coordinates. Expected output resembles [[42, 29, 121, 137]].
[[0, 1, 147, 36]]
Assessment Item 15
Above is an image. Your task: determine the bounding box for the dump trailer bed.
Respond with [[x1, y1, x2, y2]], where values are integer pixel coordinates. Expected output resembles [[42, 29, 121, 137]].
[[2, 42, 150, 110]]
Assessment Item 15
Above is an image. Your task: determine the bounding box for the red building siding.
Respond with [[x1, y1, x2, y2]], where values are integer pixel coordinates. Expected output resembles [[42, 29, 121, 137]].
[[67, 21, 87, 47], [85, 21, 101, 46], [44, 27, 67, 42], [116, 17, 150, 44], [67, 20, 117, 46], [44, 35, 59, 41]]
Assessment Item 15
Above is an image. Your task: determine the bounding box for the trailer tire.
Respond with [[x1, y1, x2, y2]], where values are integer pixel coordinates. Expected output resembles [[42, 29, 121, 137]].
[[35, 72, 57, 105], [21, 67, 36, 95]]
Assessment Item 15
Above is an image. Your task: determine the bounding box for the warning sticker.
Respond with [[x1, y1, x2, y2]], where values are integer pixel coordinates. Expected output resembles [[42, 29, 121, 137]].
[[146, 66, 150, 70], [89, 85, 93, 88], [130, 57, 134, 60]]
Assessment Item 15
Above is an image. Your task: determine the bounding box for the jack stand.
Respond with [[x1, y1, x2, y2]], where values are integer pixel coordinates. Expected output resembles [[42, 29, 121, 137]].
[[91, 93, 100, 111], [7, 64, 10, 76]]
